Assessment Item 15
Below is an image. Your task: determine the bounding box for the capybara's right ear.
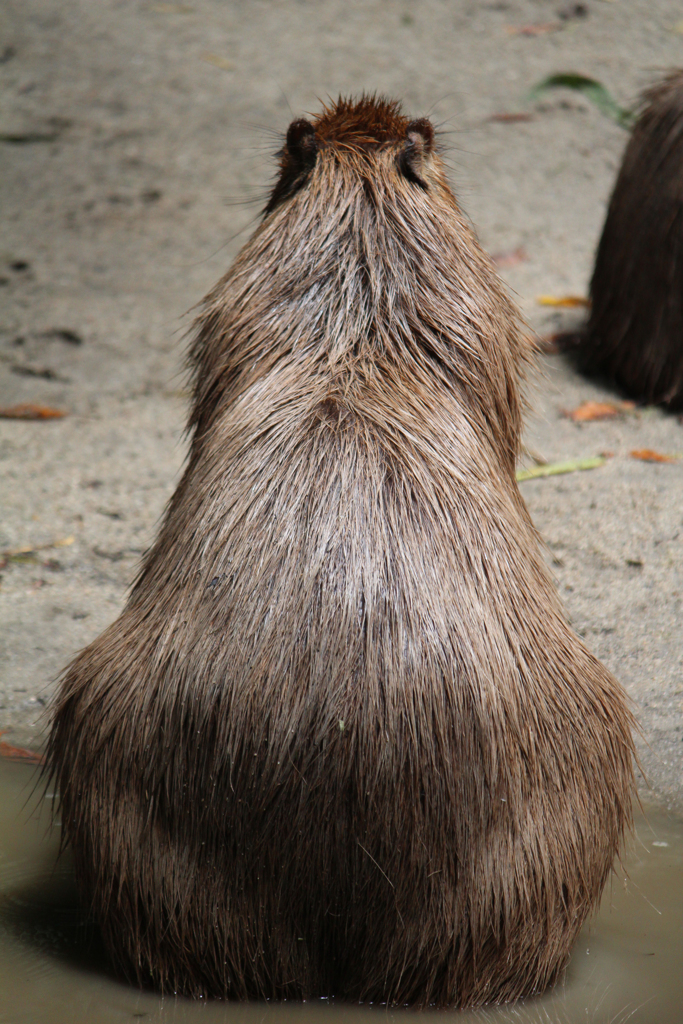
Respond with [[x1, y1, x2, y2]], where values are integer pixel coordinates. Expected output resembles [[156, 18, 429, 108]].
[[399, 118, 434, 190], [285, 118, 318, 167]]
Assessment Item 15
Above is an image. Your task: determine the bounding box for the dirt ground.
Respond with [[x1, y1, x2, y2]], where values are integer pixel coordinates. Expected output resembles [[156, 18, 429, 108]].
[[1, 0, 682, 812]]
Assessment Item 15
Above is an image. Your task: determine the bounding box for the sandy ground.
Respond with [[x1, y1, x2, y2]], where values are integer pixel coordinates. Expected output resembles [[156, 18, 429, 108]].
[[1, 0, 682, 812]]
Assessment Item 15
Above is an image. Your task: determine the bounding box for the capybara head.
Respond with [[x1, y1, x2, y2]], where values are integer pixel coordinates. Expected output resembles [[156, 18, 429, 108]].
[[47, 95, 634, 1008], [576, 70, 683, 408]]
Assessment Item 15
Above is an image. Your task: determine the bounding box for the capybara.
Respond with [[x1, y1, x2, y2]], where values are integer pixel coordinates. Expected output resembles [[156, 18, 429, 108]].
[[47, 95, 634, 1008], [576, 70, 683, 408]]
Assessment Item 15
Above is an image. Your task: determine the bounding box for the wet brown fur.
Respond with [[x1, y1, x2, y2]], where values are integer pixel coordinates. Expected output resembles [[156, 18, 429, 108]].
[[47, 95, 635, 1008], [577, 70, 683, 408]]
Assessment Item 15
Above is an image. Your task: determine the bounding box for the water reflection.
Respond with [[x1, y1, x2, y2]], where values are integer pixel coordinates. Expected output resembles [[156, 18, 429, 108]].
[[1, 759, 681, 1024]]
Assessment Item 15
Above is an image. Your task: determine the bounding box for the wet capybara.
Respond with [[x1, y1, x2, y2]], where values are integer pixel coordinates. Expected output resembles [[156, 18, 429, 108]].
[[576, 70, 683, 408], [47, 96, 635, 1008]]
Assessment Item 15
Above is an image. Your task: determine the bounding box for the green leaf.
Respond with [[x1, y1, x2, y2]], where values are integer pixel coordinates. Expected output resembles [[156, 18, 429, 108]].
[[516, 456, 607, 482], [526, 73, 635, 129]]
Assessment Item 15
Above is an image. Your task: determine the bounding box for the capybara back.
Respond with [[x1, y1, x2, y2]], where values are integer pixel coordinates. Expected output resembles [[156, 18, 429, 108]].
[[578, 70, 683, 408], [48, 96, 634, 1008]]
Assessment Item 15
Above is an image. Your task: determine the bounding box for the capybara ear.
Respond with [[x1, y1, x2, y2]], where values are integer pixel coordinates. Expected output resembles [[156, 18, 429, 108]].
[[285, 118, 318, 166], [399, 118, 435, 188], [265, 119, 318, 214]]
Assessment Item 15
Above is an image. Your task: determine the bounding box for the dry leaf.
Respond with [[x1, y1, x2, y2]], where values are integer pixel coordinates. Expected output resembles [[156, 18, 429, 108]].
[[491, 246, 528, 268], [630, 449, 679, 463], [488, 112, 534, 123], [0, 403, 67, 419], [200, 53, 234, 70], [506, 22, 561, 36], [563, 400, 635, 422], [0, 732, 45, 765], [2, 536, 74, 559], [536, 295, 591, 308]]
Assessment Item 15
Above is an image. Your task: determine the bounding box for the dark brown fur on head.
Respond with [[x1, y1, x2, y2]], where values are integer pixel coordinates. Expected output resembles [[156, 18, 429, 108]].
[[267, 95, 434, 211], [47, 95, 634, 1008], [576, 70, 683, 408]]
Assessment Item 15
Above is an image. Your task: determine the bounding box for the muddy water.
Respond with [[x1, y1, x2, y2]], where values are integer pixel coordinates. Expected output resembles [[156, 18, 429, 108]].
[[1, 760, 681, 1024]]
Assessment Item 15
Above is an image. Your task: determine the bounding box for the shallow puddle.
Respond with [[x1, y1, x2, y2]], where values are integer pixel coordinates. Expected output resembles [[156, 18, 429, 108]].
[[0, 759, 681, 1024]]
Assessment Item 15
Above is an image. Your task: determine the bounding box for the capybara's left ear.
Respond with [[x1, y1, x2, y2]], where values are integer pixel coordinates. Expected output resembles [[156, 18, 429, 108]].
[[399, 118, 435, 188], [285, 118, 318, 168], [265, 118, 319, 215]]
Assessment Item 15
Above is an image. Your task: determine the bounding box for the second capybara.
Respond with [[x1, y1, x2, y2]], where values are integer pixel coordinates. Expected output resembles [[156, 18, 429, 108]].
[[576, 70, 683, 408], [47, 96, 635, 1008]]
